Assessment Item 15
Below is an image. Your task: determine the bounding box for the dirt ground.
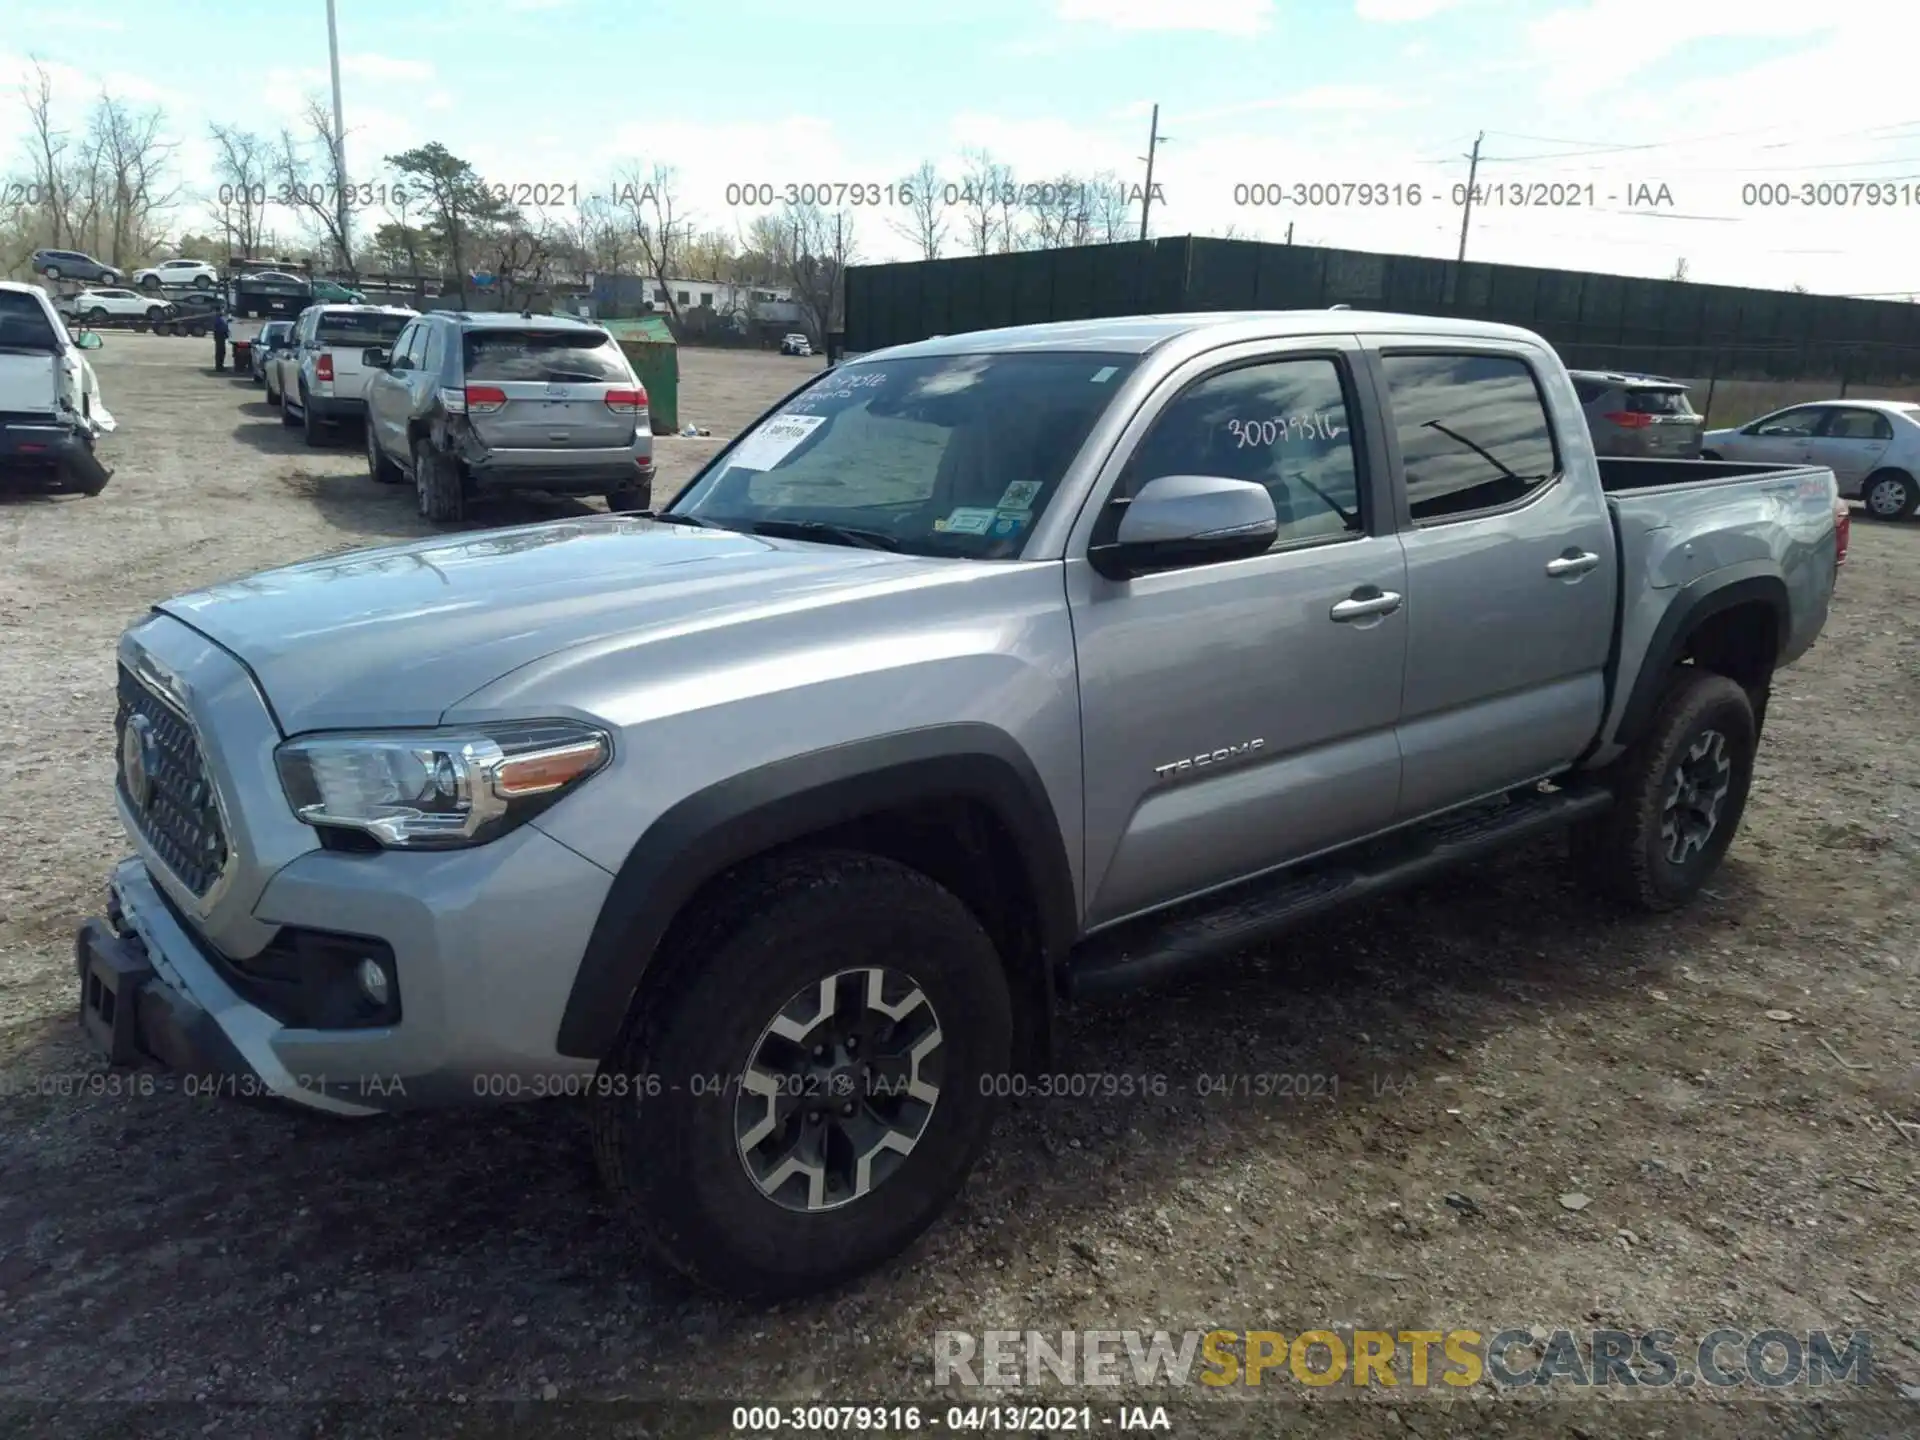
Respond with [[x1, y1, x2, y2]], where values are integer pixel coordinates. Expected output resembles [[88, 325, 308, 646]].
[[0, 333, 1916, 1440]]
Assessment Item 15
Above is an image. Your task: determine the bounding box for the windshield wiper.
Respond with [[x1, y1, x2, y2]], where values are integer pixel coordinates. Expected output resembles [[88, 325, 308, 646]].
[[636, 510, 729, 529], [745, 518, 903, 551]]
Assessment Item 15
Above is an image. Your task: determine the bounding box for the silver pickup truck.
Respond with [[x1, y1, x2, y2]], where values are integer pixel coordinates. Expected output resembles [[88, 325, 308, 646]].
[[77, 311, 1841, 1299]]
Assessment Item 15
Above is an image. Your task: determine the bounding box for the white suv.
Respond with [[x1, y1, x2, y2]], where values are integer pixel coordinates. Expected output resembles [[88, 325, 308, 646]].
[[134, 259, 220, 291], [272, 303, 417, 446]]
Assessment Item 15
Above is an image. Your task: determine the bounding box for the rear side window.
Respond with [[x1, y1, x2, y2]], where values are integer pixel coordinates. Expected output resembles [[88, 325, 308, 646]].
[[1381, 352, 1559, 524], [1625, 387, 1694, 416], [0, 291, 60, 350], [316, 311, 410, 346], [462, 330, 631, 383], [1823, 408, 1893, 441]]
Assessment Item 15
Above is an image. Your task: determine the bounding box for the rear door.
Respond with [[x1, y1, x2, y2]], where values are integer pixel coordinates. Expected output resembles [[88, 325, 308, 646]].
[[459, 327, 637, 452], [1805, 406, 1893, 492], [1369, 343, 1617, 820]]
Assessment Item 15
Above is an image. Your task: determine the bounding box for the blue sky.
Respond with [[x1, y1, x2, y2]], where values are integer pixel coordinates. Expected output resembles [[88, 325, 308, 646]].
[[5, 0, 1915, 295]]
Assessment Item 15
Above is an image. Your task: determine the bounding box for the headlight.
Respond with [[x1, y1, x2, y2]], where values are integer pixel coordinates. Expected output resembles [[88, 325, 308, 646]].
[[275, 720, 610, 849]]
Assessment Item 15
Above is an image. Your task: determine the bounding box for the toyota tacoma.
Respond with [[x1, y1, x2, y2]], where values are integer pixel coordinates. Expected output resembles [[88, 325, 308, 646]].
[[78, 311, 1840, 1299]]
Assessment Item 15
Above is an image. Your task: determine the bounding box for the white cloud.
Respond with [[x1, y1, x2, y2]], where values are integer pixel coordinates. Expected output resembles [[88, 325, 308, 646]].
[[1055, 0, 1272, 35], [1355, 0, 1465, 20], [1526, 0, 1852, 92]]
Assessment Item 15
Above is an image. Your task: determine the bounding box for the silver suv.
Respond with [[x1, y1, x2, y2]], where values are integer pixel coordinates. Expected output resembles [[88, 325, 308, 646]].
[[1566, 368, 1704, 458], [363, 311, 653, 523], [1569, 370, 1704, 458]]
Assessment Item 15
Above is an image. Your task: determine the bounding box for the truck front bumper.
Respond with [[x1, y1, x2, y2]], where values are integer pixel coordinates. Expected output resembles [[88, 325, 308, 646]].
[[76, 827, 616, 1115]]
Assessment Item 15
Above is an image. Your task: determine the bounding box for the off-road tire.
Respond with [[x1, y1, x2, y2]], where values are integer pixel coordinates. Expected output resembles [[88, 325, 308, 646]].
[[589, 849, 1013, 1300], [413, 438, 466, 523], [1572, 668, 1756, 912], [366, 422, 403, 483]]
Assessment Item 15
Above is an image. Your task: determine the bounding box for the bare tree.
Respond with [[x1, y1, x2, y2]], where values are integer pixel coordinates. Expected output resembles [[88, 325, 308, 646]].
[[19, 62, 71, 248], [208, 123, 270, 259], [1670, 257, 1690, 282], [955, 149, 1016, 256], [888, 160, 948, 260], [1086, 171, 1135, 244], [272, 99, 355, 276], [477, 215, 558, 311], [770, 202, 856, 346], [612, 162, 692, 329], [83, 92, 181, 266], [1022, 172, 1095, 250]]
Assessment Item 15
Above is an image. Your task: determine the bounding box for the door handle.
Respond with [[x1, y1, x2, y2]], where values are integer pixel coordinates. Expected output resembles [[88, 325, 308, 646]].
[[1330, 588, 1403, 622], [1546, 550, 1600, 578]]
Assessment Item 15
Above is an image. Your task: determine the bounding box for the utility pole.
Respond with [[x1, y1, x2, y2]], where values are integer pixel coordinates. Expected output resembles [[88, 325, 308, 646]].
[[325, 0, 351, 271], [1455, 130, 1483, 264], [1138, 103, 1165, 242], [1285, 221, 1294, 244]]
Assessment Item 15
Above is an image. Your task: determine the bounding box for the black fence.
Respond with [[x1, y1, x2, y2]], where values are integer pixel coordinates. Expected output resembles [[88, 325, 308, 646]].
[[844, 237, 1920, 385]]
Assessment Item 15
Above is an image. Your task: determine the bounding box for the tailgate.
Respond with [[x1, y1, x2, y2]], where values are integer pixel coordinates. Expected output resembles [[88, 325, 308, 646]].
[[0, 353, 59, 416]]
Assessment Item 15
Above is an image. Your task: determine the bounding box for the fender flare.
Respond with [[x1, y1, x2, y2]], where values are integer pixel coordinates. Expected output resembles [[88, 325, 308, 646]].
[[1613, 565, 1789, 749], [554, 723, 1079, 1060]]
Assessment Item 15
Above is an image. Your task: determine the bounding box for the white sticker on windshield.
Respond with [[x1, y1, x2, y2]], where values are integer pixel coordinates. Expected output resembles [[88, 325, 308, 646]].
[[727, 412, 826, 471], [1091, 366, 1118, 383], [935, 507, 996, 535], [997, 480, 1042, 512]]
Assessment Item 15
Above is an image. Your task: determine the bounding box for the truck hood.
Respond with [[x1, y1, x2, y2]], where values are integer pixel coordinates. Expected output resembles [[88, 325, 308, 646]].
[[156, 516, 957, 732]]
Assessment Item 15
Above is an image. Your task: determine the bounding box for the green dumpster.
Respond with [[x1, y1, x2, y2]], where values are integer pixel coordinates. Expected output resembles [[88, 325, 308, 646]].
[[602, 315, 679, 433]]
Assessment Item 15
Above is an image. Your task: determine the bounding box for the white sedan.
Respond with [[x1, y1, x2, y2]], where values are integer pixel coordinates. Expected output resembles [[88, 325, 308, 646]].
[[134, 258, 219, 291], [64, 288, 171, 323], [1702, 399, 1920, 520]]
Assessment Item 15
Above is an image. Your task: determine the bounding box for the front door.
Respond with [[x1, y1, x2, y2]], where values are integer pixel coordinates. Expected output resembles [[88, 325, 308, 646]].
[[1722, 405, 1827, 463], [1370, 345, 1618, 820], [1068, 340, 1409, 928]]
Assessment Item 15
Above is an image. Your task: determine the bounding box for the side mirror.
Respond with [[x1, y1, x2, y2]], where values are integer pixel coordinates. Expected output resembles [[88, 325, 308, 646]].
[[1088, 474, 1278, 580], [74, 331, 104, 350], [362, 346, 391, 369]]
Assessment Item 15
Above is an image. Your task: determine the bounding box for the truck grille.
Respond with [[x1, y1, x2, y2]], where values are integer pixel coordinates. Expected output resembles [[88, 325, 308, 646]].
[[115, 665, 229, 898]]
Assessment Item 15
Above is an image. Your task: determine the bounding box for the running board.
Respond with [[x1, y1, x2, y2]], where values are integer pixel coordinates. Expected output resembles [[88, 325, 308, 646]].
[[1062, 784, 1614, 1000]]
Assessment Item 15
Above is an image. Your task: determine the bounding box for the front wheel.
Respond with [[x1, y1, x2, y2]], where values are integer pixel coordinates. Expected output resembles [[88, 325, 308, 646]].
[[86, 307, 107, 322], [300, 389, 324, 447], [1572, 669, 1756, 912], [141, 275, 159, 291], [193, 275, 211, 290], [366, 420, 403, 483], [1862, 470, 1918, 520], [589, 850, 1012, 1299]]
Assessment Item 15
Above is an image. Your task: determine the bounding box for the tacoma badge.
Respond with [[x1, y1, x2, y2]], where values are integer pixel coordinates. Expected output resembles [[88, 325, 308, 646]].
[[1154, 738, 1265, 782]]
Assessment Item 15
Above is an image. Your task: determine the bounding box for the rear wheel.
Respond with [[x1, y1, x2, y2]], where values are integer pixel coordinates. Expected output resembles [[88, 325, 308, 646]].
[[589, 850, 1012, 1299], [1699, 450, 1721, 461], [1572, 669, 1756, 912], [413, 438, 466, 522], [155, 320, 175, 337], [366, 421, 403, 483], [300, 388, 324, 447], [1862, 469, 1917, 520], [605, 488, 648, 512]]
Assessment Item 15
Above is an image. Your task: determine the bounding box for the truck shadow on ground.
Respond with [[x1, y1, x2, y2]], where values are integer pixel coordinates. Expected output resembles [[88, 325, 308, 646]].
[[0, 840, 1759, 1399]]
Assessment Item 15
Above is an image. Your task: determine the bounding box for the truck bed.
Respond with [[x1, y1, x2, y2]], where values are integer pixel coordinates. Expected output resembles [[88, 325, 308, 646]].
[[1592, 455, 1839, 765], [1597, 456, 1808, 492]]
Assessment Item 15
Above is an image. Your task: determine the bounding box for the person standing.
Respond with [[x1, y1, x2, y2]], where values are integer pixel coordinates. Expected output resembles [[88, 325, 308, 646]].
[[211, 307, 230, 372]]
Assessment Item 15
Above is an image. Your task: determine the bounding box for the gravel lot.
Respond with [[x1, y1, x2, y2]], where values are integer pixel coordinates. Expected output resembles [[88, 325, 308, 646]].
[[1, 333, 1916, 1439]]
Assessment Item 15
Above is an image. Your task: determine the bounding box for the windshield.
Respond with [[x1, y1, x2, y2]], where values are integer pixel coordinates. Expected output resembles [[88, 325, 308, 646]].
[[316, 312, 410, 345], [670, 350, 1140, 559]]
